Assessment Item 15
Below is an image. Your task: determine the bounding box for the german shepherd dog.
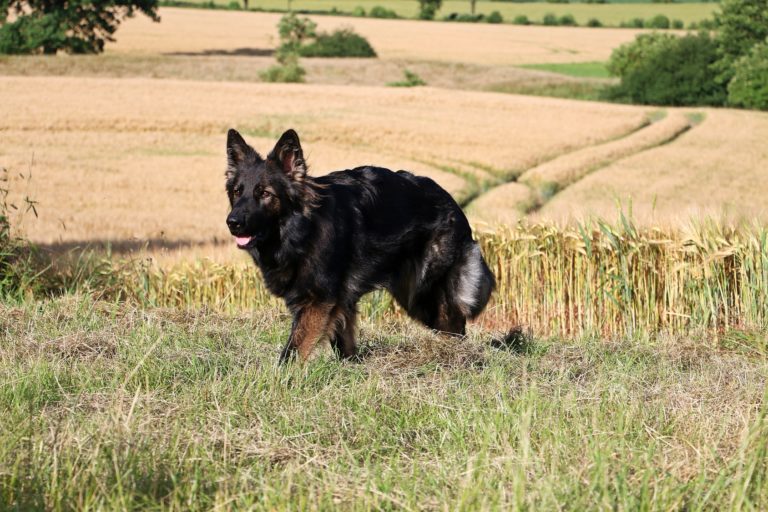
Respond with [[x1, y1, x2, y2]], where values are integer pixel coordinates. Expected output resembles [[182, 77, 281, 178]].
[[225, 129, 495, 363]]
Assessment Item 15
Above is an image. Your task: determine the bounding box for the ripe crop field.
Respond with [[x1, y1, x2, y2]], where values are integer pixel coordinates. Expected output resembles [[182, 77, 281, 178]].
[[0, 75, 648, 246], [109, 7, 646, 65], [180, 0, 717, 27]]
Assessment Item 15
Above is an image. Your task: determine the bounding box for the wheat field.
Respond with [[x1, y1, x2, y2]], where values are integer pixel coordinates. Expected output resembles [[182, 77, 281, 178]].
[[0, 75, 649, 246], [110, 7, 648, 65]]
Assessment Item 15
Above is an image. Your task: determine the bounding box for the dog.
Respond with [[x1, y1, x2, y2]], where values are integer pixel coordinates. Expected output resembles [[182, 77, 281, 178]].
[[225, 128, 495, 363]]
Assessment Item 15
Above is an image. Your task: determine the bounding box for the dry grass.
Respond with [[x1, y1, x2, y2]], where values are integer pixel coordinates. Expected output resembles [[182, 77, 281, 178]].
[[2, 296, 766, 509], [466, 183, 533, 227], [0, 53, 589, 92], [0, 75, 647, 246], [537, 110, 768, 225], [109, 7, 648, 65]]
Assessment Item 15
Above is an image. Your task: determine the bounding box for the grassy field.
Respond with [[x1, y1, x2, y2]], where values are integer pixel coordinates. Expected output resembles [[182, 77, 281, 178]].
[[178, 0, 718, 26]]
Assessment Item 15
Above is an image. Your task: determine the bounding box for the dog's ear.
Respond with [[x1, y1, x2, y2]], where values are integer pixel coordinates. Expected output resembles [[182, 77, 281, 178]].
[[269, 129, 307, 180], [226, 129, 260, 178]]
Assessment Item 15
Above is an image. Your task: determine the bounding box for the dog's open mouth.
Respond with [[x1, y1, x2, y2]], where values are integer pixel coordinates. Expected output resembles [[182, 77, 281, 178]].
[[234, 236, 254, 248]]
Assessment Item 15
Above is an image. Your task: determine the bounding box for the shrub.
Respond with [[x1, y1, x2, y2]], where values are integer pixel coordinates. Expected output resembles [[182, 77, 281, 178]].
[[487, 11, 503, 24], [606, 32, 727, 106], [351, 6, 366, 16], [624, 17, 645, 28], [727, 40, 768, 110], [607, 32, 675, 77], [672, 19, 684, 29], [388, 69, 426, 87], [513, 15, 530, 25], [227, 1, 241, 9], [299, 28, 376, 58], [276, 12, 316, 58], [645, 14, 670, 29], [542, 13, 558, 26], [260, 56, 306, 83], [369, 5, 398, 18], [587, 18, 602, 27], [558, 14, 577, 26]]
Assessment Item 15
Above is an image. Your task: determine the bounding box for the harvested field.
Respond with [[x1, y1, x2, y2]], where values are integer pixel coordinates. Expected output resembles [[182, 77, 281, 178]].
[[109, 7, 647, 65], [0, 76, 649, 247], [536, 110, 768, 225]]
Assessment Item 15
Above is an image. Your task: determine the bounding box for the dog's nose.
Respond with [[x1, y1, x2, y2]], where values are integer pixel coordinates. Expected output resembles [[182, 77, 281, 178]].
[[226, 215, 242, 231]]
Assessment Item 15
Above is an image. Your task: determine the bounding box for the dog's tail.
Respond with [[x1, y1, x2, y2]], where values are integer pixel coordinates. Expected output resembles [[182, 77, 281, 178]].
[[455, 242, 495, 319]]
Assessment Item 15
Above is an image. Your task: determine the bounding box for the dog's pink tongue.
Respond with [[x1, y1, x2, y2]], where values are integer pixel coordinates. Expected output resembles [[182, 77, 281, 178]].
[[235, 236, 252, 247]]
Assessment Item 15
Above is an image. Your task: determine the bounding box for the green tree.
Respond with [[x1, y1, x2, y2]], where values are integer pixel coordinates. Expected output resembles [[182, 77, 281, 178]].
[[713, 0, 768, 84], [418, 0, 442, 20], [0, 0, 158, 54], [727, 39, 768, 110]]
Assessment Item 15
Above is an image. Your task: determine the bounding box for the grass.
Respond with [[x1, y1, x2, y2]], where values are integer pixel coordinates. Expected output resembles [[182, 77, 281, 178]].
[[172, 0, 718, 27], [486, 80, 610, 101], [1, 295, 767, 510], [519, 61, 612, 79]]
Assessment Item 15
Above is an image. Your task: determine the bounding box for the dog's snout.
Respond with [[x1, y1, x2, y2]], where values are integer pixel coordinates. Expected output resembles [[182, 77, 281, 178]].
[[226, 214, 243, 231]]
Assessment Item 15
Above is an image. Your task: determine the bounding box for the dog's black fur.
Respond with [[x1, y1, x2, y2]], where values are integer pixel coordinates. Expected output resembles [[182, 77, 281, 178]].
[[225, 129, 495, 362]]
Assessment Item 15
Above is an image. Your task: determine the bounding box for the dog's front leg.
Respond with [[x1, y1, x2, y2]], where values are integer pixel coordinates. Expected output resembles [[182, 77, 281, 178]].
[[278, 303, 333, 364]]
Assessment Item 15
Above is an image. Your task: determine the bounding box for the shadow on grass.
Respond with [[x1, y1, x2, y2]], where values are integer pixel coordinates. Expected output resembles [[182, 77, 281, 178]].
[[166, 47, 274, 57]]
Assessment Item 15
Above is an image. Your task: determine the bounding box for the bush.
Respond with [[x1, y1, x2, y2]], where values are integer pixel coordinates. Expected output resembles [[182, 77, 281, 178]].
[[299, 28, 376, 58], [542, 13, 558, 26], [645, 14, 670, 29], [513, 15, 530, 25], [607, 32, 675, 77], [727, 40, 768, 110], [260, 57, 306, 83], [351, 6, 366, 16], [672, 19, 684, 29], [368, 5, 398, 18], [621, 17, 645, 28], [587, 18, 602, 28], [276, 12, 316, 58], [606, 32, 727, 106], [558, 14, 577, 26], [388, 69, 426, 87], [487, 11, 503, 24]]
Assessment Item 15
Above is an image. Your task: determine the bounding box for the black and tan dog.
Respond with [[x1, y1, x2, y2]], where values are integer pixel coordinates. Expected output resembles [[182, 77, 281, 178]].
[[225, 129, 495, 363]]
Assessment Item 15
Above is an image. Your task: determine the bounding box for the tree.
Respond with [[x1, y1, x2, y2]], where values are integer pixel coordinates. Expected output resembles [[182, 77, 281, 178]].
[[417, 0, 442, 20], [0, 0, 159, 55], [727, 39, 768, 110], [713, 0, 768, 84], [470, 0, 476, 15]]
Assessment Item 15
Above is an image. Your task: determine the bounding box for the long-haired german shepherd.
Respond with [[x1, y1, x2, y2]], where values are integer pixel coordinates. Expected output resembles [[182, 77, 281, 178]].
[[225, 129, 495, 363]]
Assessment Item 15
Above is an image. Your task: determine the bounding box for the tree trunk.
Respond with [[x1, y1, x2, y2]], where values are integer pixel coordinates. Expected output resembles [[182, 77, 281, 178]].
[[243, 0, 248, 9], [470, 0, 476, 15]]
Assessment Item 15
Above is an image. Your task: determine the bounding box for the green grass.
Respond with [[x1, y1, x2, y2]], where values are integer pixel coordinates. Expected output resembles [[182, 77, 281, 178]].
[[170, 0, 718, 27], [1, 296, 767, 510], [519, 61, 612, 79]]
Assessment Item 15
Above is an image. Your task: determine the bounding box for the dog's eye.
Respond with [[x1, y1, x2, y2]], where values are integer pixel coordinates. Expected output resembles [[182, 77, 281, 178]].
[[233, 185, 243, 198], [261, 190, 271, 199]]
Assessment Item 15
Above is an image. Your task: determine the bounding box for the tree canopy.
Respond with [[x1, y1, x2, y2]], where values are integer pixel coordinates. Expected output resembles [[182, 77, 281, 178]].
[[0, 0, 159, 54]]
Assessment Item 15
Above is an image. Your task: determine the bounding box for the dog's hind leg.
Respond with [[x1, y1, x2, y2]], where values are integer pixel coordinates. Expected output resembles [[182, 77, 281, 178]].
[[329, 306, 358, 360], [279, 303, 334, 364]]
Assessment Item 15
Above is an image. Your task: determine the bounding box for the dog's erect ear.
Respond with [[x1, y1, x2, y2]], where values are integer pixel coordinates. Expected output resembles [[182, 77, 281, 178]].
[[269, 129, 307, 180], [226, 129, 260, 178]]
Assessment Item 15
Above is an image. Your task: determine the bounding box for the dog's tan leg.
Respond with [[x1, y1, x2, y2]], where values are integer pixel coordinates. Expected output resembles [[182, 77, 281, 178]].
[[280, 303, 334, 363]]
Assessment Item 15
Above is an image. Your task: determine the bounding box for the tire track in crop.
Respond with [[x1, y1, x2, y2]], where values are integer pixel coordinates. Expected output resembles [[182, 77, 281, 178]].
[[465, 111, 698, 226]]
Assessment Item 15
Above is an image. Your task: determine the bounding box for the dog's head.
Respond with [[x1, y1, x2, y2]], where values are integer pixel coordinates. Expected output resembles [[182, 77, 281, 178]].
[[224, 128, 312, 249]]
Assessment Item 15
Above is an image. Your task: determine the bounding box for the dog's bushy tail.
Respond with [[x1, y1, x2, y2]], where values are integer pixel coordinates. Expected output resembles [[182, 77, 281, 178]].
[[456, 242, 495, 319]]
